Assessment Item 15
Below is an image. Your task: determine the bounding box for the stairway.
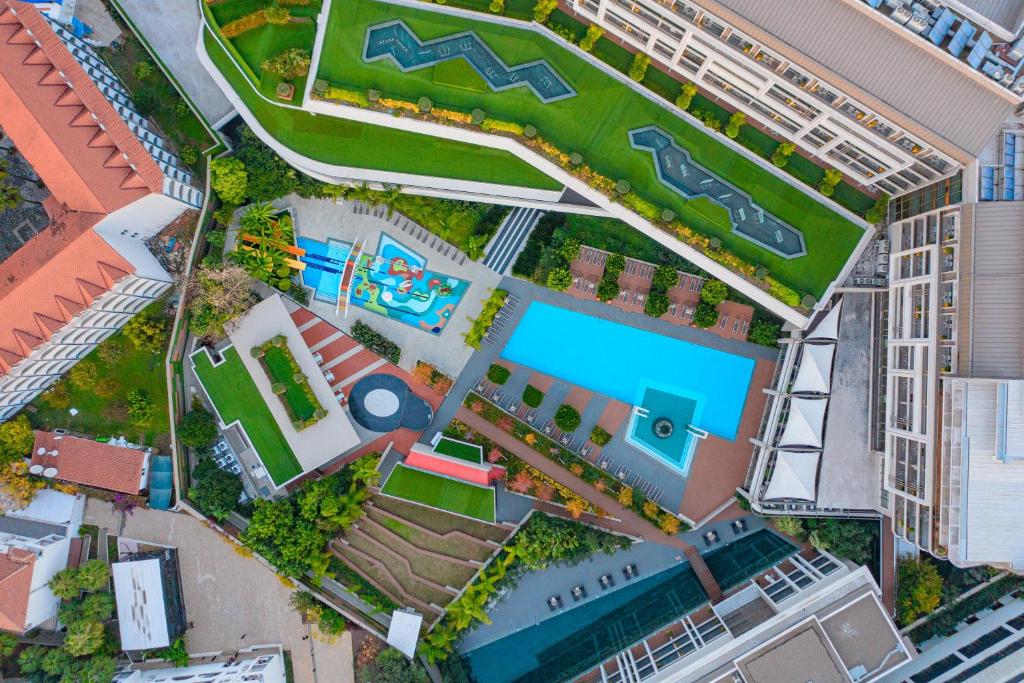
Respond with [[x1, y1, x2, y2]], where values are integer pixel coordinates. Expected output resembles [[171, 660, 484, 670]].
[[684, 545, 723, 604], [482, 207, 543, 274]]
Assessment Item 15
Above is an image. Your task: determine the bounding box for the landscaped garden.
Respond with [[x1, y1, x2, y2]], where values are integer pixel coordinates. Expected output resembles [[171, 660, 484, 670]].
[[200, 16, 561, 190], [191, 346, 302, 485], [434, 436, 484, 463], [315, 0, 867, 300], [30, 302, 171, 447], [380, 463, 496, 522], [254, 336, 324, 427]]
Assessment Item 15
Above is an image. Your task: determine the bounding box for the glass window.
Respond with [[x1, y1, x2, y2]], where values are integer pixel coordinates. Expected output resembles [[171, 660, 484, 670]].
[[752, 48, 782, 70], [896, 136, 926, 155], [782, 67, 809, 88], [838, 100, 869, 122], [865, 117, 896, 139], [699, 15, 726, 37], [680, 46, 706, 73], [922, 154, 953, 175], [766, 85, 819, 120], [808, 82, 838, 104], [726, 32, 753, 54]]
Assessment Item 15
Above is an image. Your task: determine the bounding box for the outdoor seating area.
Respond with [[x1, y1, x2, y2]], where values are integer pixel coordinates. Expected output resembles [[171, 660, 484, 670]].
[[482, 294, 521, 346]]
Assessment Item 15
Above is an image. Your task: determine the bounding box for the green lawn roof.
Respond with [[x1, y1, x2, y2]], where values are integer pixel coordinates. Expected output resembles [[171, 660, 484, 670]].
[[201, 22, 562, 191], [381, 464, 496, 523], [318, 0, 866, 297], [192, 347, 302, 486], [433, 437, 483, 464]]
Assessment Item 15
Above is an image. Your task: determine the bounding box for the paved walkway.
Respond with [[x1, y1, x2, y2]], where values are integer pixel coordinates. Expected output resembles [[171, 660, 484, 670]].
[[457, 406, 686, 550], [118, 0, 234, 124], [84, 499, 354, 683], [482, 207, 543, 274]]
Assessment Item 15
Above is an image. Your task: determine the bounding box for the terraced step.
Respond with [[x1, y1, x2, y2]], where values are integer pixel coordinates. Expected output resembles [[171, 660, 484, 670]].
[[330, 541, 441, 617], [366, 506, 495, 562], [343, 528, 456, 606], [369, 496, 509, 544]]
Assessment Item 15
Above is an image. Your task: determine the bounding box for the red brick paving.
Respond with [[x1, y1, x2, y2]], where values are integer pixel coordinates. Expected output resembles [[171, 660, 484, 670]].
[[289, 307, 316, 328], [563, 386, 594, 413], [597, 399, 631, 435], [327, 349, 382, 388], [314, 335, 360, 365], [300, 320, 336, 348], [527, 371, 556, 394], [678, 358, 774, 522]]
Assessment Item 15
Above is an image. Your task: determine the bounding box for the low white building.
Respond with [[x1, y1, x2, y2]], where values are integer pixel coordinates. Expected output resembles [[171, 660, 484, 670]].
[[115, 647, 286, 683], [0, 490, 84, 633]]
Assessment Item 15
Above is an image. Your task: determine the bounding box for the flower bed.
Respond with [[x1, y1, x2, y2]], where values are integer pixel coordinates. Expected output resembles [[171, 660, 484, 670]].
[[310, 82, 809, 311], [464, 392, 689, 534], [351, 320, 401, 364], [253, 336, 325, 430], [412, 361, 455, 395]]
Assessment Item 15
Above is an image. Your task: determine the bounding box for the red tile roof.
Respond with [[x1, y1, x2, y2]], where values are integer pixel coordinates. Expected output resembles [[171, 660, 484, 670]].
[[31, 431, 147, 495], [0, 1, 165, 375], [0, 547, 35, 633], [0, 0, 164, 214]]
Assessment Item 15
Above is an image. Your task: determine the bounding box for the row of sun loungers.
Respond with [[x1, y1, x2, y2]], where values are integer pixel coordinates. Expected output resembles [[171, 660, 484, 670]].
[[547, 568, 638, 610], [482, 295, 520, 345], [348, 201, 468, 265]]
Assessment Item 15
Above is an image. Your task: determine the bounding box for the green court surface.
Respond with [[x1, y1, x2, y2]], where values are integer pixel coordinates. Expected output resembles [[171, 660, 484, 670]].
[[202, 24, 562, 191], [318, 0, 866, 297], [191, 347, 302, 486], [433, 436, 484, 464], [381, 464, 496, 522]]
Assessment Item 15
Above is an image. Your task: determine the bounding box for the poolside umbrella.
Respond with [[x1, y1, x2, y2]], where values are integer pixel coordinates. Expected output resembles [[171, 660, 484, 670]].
[[776, 397, 828, 450], [791, 342, 836, 395], [763, 450, 820, 502]]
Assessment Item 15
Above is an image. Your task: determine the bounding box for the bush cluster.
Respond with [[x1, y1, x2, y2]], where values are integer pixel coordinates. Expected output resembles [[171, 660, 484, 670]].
[[351, 320, 401, 364], [487, 364, 511, 385]]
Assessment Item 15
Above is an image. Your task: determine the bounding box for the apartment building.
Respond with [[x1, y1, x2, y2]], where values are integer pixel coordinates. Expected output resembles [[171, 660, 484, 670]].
[[0, 490, 85, 633], [114, 648, 286, 683], [563, 0, 1020, 195], [0, 0, 203, 421]]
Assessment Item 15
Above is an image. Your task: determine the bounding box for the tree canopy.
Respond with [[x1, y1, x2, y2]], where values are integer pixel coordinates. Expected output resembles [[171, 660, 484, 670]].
[[897, 559, 943, 625], [189, 458, 243, 522], [178, 408, 218, 448], [0, 415, 34, 465]]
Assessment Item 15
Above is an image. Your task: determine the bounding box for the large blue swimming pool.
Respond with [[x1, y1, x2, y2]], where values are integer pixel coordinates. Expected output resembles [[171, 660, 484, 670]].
[[501, 303, 754, 440]]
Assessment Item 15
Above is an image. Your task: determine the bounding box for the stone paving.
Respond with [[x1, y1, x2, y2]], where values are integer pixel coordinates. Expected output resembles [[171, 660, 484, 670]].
[[83, 499, 354, 683]]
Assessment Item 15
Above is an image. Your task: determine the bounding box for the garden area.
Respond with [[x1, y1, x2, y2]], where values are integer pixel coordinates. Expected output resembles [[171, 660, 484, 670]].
[[190, 346, 302, 485], [379, 463, 496, 522], [30, 302, 171, 447], [316, 0, 867, 299], [201, 23, 560, 189], [253, 335, 325, 429], [98, 3, 215, 171]]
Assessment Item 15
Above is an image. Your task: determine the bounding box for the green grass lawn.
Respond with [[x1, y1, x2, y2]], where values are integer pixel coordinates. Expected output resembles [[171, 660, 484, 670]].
[[30, 308, 170, 448], [434, 436, 483, 464], [318, 0, 866, 296], [191, 346, 301, 485], [381, 465, 495, 523], [261, 345, 318, 421], [202, 25, 562, 191]]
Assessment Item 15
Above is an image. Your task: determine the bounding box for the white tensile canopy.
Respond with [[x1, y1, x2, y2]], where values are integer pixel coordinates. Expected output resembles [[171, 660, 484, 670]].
[[777, 397, 828, 449], [806, 301, 843, 342], [791, 342, 837, 395], [764, 450, 820, 501]]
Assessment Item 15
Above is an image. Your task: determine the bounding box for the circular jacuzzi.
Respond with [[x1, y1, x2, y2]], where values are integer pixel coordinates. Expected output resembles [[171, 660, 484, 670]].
[[348, 373, 433, 432], [652, 417, 674, 439]]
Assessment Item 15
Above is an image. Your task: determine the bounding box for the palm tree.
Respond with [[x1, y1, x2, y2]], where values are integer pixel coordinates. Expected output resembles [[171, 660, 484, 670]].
[[465, 234, 488, 260], [377, 183, 403, 218], [349, 456, 380, 488], [240, 202, 276, 234], [48, 567, 80, 600]]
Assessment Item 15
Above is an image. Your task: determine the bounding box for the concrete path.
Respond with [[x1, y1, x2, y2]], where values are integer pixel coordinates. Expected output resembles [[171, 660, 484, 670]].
[[84, 499, 354, 683], [117, 0, 234, 124]]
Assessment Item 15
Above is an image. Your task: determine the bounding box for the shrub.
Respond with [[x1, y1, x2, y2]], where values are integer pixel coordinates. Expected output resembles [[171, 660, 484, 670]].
[[675, 81, 697, 110], [417, 96, 432, 113], [615, 179, 631, 195], [554, 404, 581, 432], [628, 53, 650, 82], [590, 425, 611, 446], [471, 108, 486, 125], [692, 301, 719, 328], [522, 385, 544, 408], [773, 516, 805, 538], [579, 24, 604, 52], [133, 87, 160, 117], [126, 389, 153, 425], [644, 291, 670, 318], [748, 319, 781, 347], [261, 48, 311, 79], [0, 415, 34, 464], [264, 6, 290, 23], [69, 362, 97, 390], [368, 89, 381, 102], [180, 145, 198, 166], [699, 279, 729, 305], [546, 266, 573, 291], [604, 253, 626, 276], [351, 320, 401, 364], [660, 513, 680, 535], [651, 264, 679, 292], [524, 124, 538, 138], [642, 500, 660, 519], [489, 0, 503, 13], [124, 311, 168, 352], [771, 142, 796, 168], [487, 364, 511, 385], [755, 266, 769, 279], [661, 208, 675, 223], [596, 277, 620, 302], [271, 383, 286, 395], [210, 157, 248, 204], [533, 0, 558, 22], [133, 60, 154, 80], [569, 151, 583, 166], [819, 168, 843, 196], [178, 409, 218, 448], [725, 111, 746, 139], [865, 193, 890, 223], [897, 559, 943, 625]]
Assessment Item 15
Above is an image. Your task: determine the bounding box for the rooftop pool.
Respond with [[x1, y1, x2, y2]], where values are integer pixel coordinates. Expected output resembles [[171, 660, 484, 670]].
[[500, 303, 755, 440]]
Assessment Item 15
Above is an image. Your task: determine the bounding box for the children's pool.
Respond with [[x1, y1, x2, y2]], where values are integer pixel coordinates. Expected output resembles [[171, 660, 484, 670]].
[[500, 303, 754, 440], [297, 237, 351, 303]]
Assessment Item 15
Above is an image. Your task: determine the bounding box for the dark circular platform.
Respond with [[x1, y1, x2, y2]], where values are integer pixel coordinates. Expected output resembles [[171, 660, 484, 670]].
[[348, 373, 433, 433]]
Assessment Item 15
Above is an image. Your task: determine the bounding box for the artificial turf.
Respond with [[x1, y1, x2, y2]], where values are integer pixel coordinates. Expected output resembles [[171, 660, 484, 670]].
[[202, 24, 563, 191], [381, 464, 496, 523], [261, 345, 319, 422], [191, 346, 302, 485], [433, 437, 483, 464], [318, 0, 866, 297]]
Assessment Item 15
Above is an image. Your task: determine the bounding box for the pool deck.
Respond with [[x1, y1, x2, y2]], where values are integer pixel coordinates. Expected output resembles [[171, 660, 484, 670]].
[[268, 195, 502, 377]]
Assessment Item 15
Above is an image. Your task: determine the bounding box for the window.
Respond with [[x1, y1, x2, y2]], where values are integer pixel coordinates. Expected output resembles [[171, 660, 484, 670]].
[[680, 46, 706, 73], [864, 117, 896, 139], [808, 82, 838, 105], [698, 15, 725, 37], [838, 100, 869, 122], [751, 48, 782, 70], [766, 85, 819, 120], [781, 67, 809, 88]]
